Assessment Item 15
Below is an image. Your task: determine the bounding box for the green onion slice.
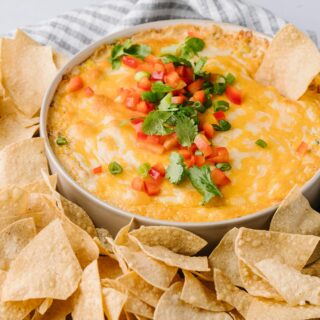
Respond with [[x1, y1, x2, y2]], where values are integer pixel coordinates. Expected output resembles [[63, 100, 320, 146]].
[[216, 162, 232, 171], [255, 139, 268, 148], [213, 100, 230, 112], [56, 136, 68, 146], [108, 161, 123, 175]]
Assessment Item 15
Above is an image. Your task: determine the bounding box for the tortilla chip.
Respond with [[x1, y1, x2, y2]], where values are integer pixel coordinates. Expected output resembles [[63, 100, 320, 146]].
[[0, 217, 36, 270], [255, 24, 320, 100], [1, 34, 57, 117], [72, 260, 104, 320], [246, 298, 320, 320], [108, 238, 129, 274], [130, 236, 209, 272], [238, 259, 282, 300], [38, 298, 73, 320], [270, 186, 320, 236], [209, 228, 242, 287], [60, 196, 96, 237], [0, 107, 39, 151], [214, 269, 253, 318], [235, 228, 320, 275], [228, 310, 245, 320], [129, 226, 207, 255], [115, 219, 135, 246], [95, 227, 113, 252], [97, 255, 123, 280], [124, 295, 154, 319], [256, 258, 320, 305], [37, 298, 53, 315], [102, 287, 127, 320], [0, 138, 48, 188], [1, 219, 82, 301], [14, 29, 39, 46], [0, 270, 42, 320], [60, 215, 99, 269], [181, 270, 232, 312], [302, 258, 320, 277], [117, 245, 177, 289], [21, 175, 57, 194], [53, 51, 69, 70], [117, 271, 163, 307], [154, 281, 232, 320]]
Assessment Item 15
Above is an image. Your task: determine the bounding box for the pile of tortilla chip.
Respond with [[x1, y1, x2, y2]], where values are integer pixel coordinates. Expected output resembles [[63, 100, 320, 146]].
[[0, 29, 67, 151]]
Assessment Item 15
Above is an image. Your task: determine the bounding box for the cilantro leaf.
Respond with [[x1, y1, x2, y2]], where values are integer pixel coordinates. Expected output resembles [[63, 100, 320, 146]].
[[194, 57, 208, 75], [161, 54, 192, 67], [180, 37, 205, 59], [110, 41, 151, 70], [158, 93, 178, 111], [175, 114, 198, 147], [166, 152, 186, 184], [188, 165, 222, 204], [142, 111, 174, 136], [141, 91, 163, 103], [152, 81, 174, 94]]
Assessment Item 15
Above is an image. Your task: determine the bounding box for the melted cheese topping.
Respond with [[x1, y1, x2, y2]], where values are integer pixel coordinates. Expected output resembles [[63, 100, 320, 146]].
[[48, 24, 320, 222]]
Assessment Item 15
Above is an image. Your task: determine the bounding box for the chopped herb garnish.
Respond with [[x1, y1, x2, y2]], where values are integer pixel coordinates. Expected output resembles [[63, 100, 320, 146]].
[[152, 81, 174, 94], [216, 162, 232, 171], [166, 152, 186, 184], [56, 136, 68, 146], [194, 57, 208, 75], [161, 55, 192, 67], [188, 165, 222, 204], [175, 114, 198, 147], [213, 76, 227, 95], [108, 161, 123, 175], [255, 139, 268, 148], [213, 100, 230, 112], [134, 71, 150, 81], [142, 111, 174, 136], [225, 73, 235, 85], [110, 40, 151, 70], [213, 120, 231, 131], [192, 101, 207, 113], [158, 93, 178, 111], [180, 37, 205, 59], [138, 163, 151, 177], [141, 91, 163, 103]]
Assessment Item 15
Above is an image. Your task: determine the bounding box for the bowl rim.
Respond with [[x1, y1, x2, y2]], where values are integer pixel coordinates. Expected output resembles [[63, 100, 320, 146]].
[[40, 18, 320, 229]]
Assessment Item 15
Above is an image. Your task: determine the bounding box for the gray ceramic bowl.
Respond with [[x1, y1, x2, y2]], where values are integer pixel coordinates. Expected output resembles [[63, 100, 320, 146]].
[[40, 19, 320, 245]]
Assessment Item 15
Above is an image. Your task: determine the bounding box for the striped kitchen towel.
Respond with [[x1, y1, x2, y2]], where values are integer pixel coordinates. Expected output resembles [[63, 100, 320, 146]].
[[12, 0, 319, 56]]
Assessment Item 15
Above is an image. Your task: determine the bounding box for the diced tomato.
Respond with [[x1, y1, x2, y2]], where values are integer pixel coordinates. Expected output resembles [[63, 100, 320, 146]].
[[137, 62, 154, 73], [131, 177, 145, 192], [136, 101, 149, 114], [176, 66, 194, 84], [163, 134, 179, 150], [154, 63, 165, 73], [84, 86, 94, 97], [137, 131, 147, 140], [137, 142, 164, 154], [164, 71, 181, 88], [144, 55, 160, 64], [296, 141, 309, 156], [189, 143, 198, 153], [194, 134, 212, 157], [137, 77, 152, 90], [185, 155, 195, 168], [207, 147, 229, 163], [145, 135, 161, 144], [164, 62, 175, 74], [225, 86, 242, 105], [151, 163, 166, 176], [151, 70, 165, 81], [171, 95, 186, 104], [188, 30, 203, 38], [122, 56, 140, 69], [130, 117, 144, 125], [211, 169, 231, 186], [214, 111, 226, 121], [187, 79, 204, 94], [125, 92, 140, 109], [178, 149, 193, 160], [92, 166, 102, 174], [191, 90, 206, 103], [203, 122, 215, 139], [67, 76, 84, 92], [144, 177, 161, 196], [195, 155, 205, 166]]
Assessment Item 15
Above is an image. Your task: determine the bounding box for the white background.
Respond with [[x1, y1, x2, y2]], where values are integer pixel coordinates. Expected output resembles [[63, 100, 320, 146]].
[[0, 0, 319, 35]]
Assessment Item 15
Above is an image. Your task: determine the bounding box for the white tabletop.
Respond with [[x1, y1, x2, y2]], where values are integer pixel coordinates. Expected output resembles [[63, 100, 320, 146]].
[[0, 0, 319, 35]]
